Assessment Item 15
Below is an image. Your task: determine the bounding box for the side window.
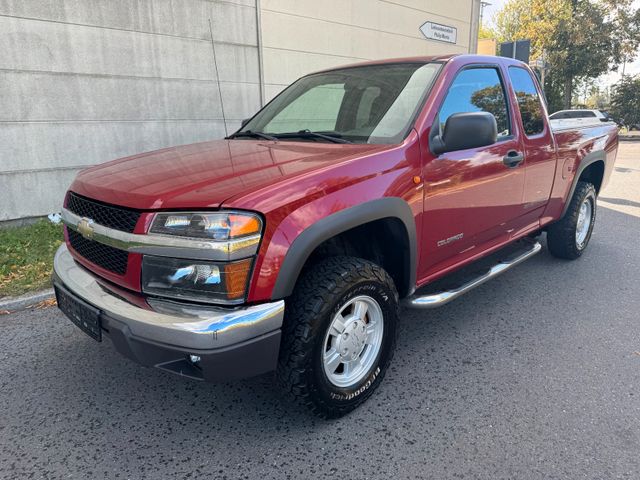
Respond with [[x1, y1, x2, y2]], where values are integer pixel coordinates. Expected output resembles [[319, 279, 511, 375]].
[[439, 67, 510, 138], [508, 67, 545, 136]]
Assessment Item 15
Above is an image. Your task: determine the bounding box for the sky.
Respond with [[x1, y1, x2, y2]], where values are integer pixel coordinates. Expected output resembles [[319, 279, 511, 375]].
[[480, 0, 640, 85]]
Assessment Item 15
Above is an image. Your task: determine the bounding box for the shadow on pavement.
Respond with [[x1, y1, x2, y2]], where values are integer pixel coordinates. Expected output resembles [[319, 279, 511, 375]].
[[599, 196, 640, 209]]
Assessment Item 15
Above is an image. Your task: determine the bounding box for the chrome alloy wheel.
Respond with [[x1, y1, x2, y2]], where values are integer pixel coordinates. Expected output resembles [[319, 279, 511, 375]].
[[322, 295, 384, 388], [576, 197, 593, 248]]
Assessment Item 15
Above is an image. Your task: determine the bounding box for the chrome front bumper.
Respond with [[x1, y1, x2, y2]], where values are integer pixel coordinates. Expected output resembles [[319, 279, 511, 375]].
[[52, 244, 285, 351]]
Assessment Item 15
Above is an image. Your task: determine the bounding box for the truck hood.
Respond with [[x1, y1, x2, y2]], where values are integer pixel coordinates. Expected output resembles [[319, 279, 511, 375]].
[[70, 139, 390, 210]]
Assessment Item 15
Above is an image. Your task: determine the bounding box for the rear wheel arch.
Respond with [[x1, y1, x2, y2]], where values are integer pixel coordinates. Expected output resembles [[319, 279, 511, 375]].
[[561, 151, 605, 218], [578, 160, 605, 194], [271, 198, 417, 300]]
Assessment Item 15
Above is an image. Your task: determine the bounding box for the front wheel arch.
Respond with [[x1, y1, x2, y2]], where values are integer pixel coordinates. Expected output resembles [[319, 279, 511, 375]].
[[270, 197, 417, 300]]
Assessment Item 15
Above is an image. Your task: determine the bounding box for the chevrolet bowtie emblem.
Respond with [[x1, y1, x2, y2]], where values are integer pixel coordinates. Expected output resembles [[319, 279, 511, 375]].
[[77, 217, 95, 239]]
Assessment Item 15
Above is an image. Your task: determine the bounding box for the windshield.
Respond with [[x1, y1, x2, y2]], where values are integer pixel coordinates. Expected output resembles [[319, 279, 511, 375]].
[[235, 62, 442, 144]]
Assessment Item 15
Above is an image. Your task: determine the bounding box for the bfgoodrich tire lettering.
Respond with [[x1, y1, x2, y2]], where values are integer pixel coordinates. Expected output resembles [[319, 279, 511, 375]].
[[277, 256, 398, 418]]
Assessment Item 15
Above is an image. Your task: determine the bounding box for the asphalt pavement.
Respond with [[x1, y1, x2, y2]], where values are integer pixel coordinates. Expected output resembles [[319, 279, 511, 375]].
[[1, 143, 639, 480]]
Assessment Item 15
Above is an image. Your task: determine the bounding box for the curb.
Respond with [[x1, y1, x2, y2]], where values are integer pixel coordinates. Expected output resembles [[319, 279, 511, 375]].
[[0, 289, 55, 313], [620, 136, 640, 142]]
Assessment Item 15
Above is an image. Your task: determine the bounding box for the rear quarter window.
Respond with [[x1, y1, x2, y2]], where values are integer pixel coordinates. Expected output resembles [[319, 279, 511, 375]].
[[508, 67, 545, 136]]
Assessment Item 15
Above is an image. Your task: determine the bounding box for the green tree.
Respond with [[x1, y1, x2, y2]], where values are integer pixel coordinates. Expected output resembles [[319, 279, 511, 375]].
[[478, 25, 497, 40], [574, 78, 610, 108], [543, 71, 567, 113], [493, 0, 640, 110], [610, 75, 640, 126]]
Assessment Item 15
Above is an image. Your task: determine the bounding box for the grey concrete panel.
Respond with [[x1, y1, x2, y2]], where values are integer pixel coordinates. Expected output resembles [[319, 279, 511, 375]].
[[0, 0, 257, 43], [0, 70, 259, 123], [1, 168, 79, 221], [214, 43, 260, 83], [0, 120, 229, 221], [0, 16, 216, 80], [218, 82, 261, 120], [208, 1, 258, 46], [1, 72, 222, 122], [0, 17, 259, 82], [0, 119, 229, 174]]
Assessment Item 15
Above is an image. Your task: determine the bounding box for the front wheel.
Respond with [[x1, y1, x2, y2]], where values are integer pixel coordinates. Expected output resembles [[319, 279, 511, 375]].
[[547, 181, 597, 260], [277, 256, 398, 418]]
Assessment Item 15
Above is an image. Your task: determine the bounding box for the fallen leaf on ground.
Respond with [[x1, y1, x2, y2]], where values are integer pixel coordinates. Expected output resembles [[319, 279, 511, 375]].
[[35, 298, 57, 309]]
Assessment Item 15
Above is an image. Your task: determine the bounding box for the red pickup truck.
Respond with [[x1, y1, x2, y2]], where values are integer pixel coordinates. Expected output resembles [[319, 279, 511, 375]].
[[53, 54, 618, 418]]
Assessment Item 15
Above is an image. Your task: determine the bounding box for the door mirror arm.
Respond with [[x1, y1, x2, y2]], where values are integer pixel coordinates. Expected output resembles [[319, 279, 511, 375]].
[[430, 135, 446, 156], [429, 113, 446, 155]]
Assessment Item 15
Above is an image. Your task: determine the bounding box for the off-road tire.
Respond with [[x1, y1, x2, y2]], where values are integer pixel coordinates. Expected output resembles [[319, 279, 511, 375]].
[[277, 256, 399, 418], [547, 181, 597, 260]]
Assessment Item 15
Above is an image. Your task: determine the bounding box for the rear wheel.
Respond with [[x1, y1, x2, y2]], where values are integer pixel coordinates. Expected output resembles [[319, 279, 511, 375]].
[[277, 256, 398, 418], [547, 181, 597, 260]]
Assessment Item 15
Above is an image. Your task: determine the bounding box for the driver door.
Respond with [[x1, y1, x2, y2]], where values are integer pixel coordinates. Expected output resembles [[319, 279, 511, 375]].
[[420, 66, 526, 278]]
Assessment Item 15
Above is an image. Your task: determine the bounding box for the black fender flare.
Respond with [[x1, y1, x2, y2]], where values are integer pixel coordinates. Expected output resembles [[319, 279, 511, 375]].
[[271, 197, 417, 300], [561, 150, 606, 218]]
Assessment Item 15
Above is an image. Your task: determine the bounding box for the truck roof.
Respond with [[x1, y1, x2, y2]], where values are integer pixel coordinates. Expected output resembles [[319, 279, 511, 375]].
[[310, 54, 529, 76]]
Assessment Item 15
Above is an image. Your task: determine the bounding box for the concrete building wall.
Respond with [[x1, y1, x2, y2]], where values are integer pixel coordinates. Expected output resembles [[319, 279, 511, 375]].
[[259, 0, 481, 100], [1, 0, 479, 222], [0, 0, 261, 222]]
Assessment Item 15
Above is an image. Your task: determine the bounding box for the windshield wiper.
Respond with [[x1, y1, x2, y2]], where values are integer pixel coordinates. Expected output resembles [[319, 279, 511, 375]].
[[227, 130, 278, 141], [273, 130, 352, 144]]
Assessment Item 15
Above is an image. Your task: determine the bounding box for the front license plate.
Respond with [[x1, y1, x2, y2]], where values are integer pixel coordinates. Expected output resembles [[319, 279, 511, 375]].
[[55, 285, 102, 342]]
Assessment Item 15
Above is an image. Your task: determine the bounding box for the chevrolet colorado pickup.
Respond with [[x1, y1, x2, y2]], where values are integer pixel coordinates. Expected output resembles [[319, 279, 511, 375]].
[[53, 54, 618, 418]]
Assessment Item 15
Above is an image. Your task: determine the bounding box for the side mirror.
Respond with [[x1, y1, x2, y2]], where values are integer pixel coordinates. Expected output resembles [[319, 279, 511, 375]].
[[241, 118, 251, 128], [430, 112, 498, 155]]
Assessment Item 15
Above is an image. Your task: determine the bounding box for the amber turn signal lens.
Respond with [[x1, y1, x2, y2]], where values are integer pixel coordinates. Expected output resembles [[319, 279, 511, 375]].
[[229, 215, 261, 238], [224, 258, 253, 299]]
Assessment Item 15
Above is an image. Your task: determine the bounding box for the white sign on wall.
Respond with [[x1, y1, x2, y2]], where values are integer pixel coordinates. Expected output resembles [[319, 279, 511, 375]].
[[420, 21, 457, 44]]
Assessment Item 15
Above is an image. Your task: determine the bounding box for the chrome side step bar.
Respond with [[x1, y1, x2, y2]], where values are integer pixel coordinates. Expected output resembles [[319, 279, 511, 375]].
[[403, 241, 542, 309]]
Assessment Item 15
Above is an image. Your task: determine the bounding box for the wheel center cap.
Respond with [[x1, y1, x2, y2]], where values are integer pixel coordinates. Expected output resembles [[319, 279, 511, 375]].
[[336, 319, 368, 361]]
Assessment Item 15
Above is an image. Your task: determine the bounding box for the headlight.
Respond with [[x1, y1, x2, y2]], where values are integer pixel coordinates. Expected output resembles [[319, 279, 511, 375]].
[[142, 256, 253, 304], [150, 212, 262, 240], [145, 211, 261, 304]]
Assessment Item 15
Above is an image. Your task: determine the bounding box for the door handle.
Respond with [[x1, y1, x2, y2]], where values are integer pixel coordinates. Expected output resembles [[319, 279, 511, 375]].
[[503, 150, 524, 168]]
